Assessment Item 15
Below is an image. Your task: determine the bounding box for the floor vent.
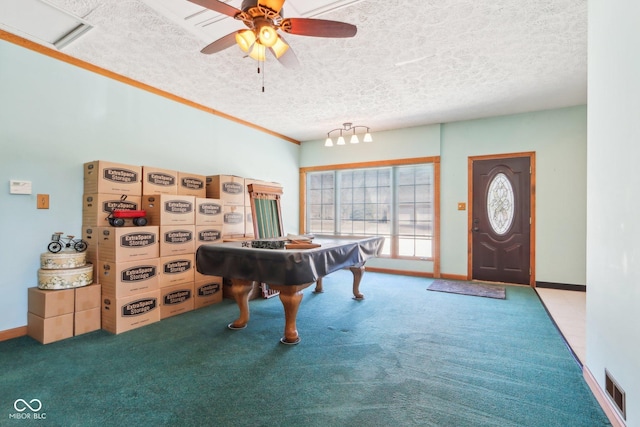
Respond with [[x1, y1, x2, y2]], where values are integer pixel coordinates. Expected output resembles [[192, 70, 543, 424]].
[[605, 369, 626, 420]]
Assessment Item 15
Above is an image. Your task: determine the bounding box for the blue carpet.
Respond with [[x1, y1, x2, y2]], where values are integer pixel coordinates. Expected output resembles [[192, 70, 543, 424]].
[[0, 271, 609, 426]]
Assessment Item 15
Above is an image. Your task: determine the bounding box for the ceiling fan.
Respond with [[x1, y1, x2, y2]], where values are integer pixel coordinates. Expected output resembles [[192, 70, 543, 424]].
[[188, 0, 357, 67]]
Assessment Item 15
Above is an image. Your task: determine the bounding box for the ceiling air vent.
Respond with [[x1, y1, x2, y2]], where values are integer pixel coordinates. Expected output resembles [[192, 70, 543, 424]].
[[605, 369, 626, 420], [0, 0, 92, 49]]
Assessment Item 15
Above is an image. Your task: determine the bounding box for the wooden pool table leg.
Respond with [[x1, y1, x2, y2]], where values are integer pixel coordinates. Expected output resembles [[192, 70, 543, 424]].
[[350, 265, 365, 300], [312, 266, 365, 299], [312, 277, 324, 293], [228, 279, 254, 329], [269, 283, 312, 344]]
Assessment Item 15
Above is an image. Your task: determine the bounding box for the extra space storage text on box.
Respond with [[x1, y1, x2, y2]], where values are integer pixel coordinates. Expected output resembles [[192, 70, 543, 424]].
[[178, 172, 206, 197], [97, 226, 159, 263], [99, 258, 160, 299], [84, 161, 142, 195], [142, 166, 178, 195], [206, 175, 245, 205], [143, 195, 195, 226], [101, 289, 160, 334]]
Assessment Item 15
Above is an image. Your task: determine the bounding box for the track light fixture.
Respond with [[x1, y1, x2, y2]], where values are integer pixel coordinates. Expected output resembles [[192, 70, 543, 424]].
[[324, 123, 373, 147]]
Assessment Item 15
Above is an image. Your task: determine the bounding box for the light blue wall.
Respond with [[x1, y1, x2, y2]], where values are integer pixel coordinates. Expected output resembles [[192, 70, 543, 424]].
[[440, 107, 588, 283], [587, 1, 640, 424], [301, 106, 588, 284], [0, 40, 300, 332]]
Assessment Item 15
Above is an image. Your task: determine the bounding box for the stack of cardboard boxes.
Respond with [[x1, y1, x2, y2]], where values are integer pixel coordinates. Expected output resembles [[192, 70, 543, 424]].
[[205, 175, 247, 239], [204, 175, 284, 240], [81, 161, 226, 335], [26, 161, 283, 343], [27, 284, 101, 344]]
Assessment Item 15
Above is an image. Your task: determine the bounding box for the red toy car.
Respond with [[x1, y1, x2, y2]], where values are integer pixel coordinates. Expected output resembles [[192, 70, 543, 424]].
[[108, 209, 148, 226]]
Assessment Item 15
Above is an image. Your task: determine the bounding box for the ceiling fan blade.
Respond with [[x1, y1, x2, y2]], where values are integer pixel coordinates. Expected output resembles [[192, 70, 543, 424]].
[[187, 0, 241, 18], [275, 47, 299, 68], [270, 36, 299, 68], [200, 31, 239, 54], [258, 0, 285, 13], [281, 18, 357, 38]]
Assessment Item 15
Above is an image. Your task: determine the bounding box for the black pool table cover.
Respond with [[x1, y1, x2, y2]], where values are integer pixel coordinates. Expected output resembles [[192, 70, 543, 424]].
[[196, 235, 384, 285]]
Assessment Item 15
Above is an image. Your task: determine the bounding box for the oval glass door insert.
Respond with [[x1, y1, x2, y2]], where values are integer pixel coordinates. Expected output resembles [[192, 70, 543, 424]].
[[487, 173, 514, 235]]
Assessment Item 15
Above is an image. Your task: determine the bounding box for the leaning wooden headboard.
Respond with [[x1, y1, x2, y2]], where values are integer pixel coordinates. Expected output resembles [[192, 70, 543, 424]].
[[247, 183, 284, 239]]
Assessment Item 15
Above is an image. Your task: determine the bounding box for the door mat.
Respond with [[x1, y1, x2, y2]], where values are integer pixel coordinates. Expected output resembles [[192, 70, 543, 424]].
[[427, 280, 506, 299]]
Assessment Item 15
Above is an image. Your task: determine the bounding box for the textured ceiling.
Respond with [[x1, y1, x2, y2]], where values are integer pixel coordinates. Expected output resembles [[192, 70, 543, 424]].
[[3, 0, 587, 142]]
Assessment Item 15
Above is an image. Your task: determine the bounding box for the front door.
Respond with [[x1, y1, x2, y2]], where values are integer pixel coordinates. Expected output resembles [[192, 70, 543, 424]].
[[470, 154, 533, 285]]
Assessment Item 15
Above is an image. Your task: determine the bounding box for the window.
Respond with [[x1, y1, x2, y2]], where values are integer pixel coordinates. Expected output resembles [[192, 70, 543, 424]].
[[303, 159, 437, 260], [307, 172, 335, 234]]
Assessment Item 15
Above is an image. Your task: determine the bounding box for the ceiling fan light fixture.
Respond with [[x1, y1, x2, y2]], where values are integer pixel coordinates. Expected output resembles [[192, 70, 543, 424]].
[[192, 0, 358, 70], [236, 30, 256, 52], [258, 25, 278, 48], [249, 43, 267, 61], [270, 36, 289, 58]]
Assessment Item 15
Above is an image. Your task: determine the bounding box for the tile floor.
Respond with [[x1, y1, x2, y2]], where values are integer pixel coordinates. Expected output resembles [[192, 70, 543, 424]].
[[535, 287, 586, 365]]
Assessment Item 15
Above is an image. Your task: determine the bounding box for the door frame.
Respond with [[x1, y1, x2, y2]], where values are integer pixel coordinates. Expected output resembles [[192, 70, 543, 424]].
[[467, 151, 536, 287]]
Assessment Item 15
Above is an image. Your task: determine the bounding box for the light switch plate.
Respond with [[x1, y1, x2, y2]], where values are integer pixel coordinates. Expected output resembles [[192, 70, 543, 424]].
[[37, 194, 49, 209]]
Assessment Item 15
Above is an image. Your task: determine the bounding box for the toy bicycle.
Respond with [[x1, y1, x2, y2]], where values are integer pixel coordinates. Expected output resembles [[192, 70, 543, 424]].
[[48, 232, 88, 253]]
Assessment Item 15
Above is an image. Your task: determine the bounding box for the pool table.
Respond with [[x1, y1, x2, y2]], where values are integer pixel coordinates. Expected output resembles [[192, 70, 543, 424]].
[[195, 235, 384, 344]]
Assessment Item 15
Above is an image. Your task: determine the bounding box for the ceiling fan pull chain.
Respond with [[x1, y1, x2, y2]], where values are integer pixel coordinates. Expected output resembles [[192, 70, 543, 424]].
[[262, 58, 265, 92]]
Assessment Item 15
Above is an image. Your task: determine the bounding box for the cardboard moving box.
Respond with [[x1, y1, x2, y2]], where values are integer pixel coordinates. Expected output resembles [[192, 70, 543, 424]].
[[195, 198, 223, 226], [194, 279, 223, 309], [160, 254, 195, 288], [82, 194, 142, 227], [75, 284, 101, 312], [143, 195, 195, 225], [222, 205, 245, 237], [160, 225, 195, 257], [206, 175, 245, 205], [245, 206, 254, 238], [28, 287, 75, 318], [84, 161, 142, 195], [142, 166, 178, 195], [28, 312, 74, 344], [97, 226, 159, 262], [178, 172, 206, 197], [160, 283, 194, 319], [74, 307, 101, 336], [99, 258, 160, 299], [101, 289, 160, 334], [82, 226, 100, 259], [195, 226, 223, 251]]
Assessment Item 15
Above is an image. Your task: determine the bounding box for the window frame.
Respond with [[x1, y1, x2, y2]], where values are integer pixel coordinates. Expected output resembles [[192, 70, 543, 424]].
[[300, 157, 440, 264]]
